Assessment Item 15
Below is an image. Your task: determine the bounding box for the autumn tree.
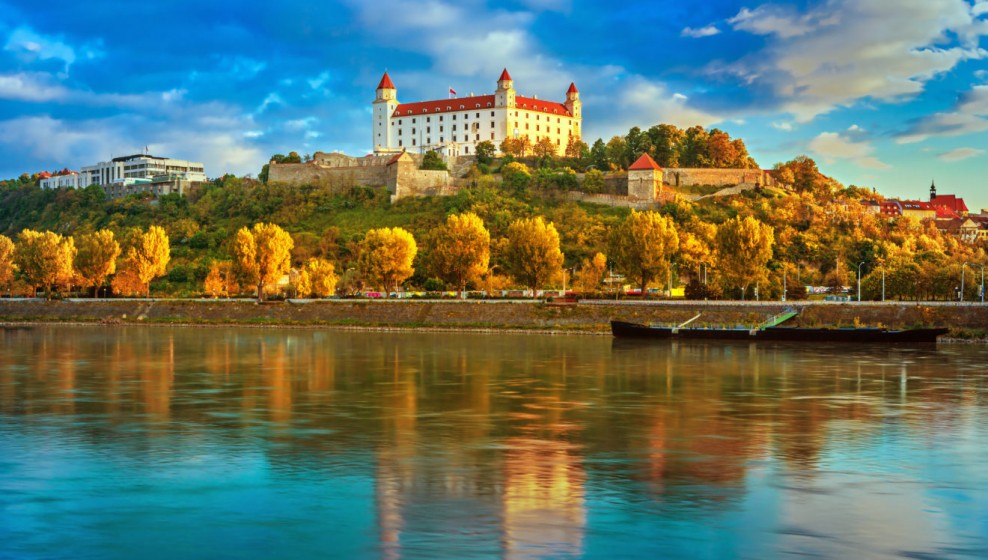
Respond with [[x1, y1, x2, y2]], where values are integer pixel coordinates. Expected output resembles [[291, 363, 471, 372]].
[[204, 260, 238, 298], [609, 210, 679, 297], [74, 229, 121, 297], [0, 234, 15, 294], [115, 226, 171, 298], [716, 216, 775, 300], [305, 257, 338, 298], [533, 137, 557, 158], [564, 136, 588, 159], [427, 212, 490, 298], [574, 252, 607, 293], [15, 230, 77, 299], [504, 216, 564, 298], [293, 268, 313, 298], [357, 227, 417, 297], [232, 222, 294, 302]]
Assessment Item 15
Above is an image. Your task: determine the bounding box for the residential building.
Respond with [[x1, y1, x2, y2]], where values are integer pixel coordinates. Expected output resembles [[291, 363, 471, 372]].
[[39, 153, 206, 199], [372, 68, 582, 157]]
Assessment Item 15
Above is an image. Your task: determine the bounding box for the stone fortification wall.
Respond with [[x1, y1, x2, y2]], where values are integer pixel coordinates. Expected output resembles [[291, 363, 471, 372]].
[[268, 152, 427, 188], [565, 190, 677, 209], [663, 168, 775, 188], [387, 153, 453, 201]]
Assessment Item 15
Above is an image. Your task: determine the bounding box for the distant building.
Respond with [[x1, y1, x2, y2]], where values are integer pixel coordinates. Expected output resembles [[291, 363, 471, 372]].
[[372, 68, 582, 157], [39, 153, 206, 199]]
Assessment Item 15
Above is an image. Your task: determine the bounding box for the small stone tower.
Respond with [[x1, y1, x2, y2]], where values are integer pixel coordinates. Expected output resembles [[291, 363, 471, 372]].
[[494, 68, 516, 109], [929, 179, 936, 202], [628, 153, 663, 201], [373, 72, 399, 153]]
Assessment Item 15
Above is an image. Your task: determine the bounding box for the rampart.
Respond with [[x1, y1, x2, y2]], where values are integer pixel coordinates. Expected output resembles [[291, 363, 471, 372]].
[[663, 168, 775, 188]]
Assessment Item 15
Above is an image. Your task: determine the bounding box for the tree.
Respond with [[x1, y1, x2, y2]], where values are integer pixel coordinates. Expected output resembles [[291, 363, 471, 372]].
[[605, 136, 628, 170], [574, 252, 607, 293], [305, 257, 338, 297], [293, 268, 312, 298], [609, 210, 679, 297], [117, 225, 171, 298], [532, 136, 557, 158], [646, 124, 682, 167], [74, 229, 121, 297], [707, 130, 738, 168], [581, 168, 605, 193], [500, 137, 529, 157], [421, 150, 448, 171], [475, 141, 496, 165], [357, 227, 417, 296], [427, 212, 491, 298], [0, 234, 15, 294], [715, 216, 775, 300], [505, 216, 564, 298], [204, 261, 228, 298], [564, 136, 588, 159], [231, 223, 294, 302], [589, 138, 608, 170], [15, 230, 76, 299], [679, 126, 710, 167], [501, 161, 531, 193]]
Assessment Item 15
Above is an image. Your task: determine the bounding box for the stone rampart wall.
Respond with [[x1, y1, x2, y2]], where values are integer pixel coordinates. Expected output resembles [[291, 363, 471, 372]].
[[268, 162, 389, 188], [663, 168, 774, 188]]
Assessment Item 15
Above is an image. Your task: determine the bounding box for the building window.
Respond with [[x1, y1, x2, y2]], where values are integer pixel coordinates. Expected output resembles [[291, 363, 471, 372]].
[[440, 126, 444, 132], [399, 140, 403, 147], [536, 125, 540, 131], [526, 124, 529, 130], [490, 132, 495, 140], [427, 127, 430, 133], [398, 129, 402, 135], [440, 137, 444, 143], [427, 137, 431, 144], [491, 111, 495, 117], [453, 125, 457, 131], [490, 121, 494, 128], [453, 115, 456, 120], [440, 116, 444, 121], [412, 128, 416, 134], [476, 134, 480, 141], [412, 139, 416, 146], [412, 118, 416, 123], [476, 112, 480, 118], [427, 117, 431, 123], [465, 146, 469, 154]]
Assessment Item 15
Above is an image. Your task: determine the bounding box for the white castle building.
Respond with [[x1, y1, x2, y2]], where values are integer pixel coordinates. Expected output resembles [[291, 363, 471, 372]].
[[372, 68, 582, 157], [40, 153, 207, 198]]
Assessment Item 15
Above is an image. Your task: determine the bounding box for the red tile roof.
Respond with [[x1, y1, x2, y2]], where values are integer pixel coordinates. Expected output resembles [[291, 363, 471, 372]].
[[377, 72, 395, 90], [38, 171, 52, 179], [392, 94, 571, 117], [935, 206, 960, 219], [567, 82, 578, 94], [499, 68, 512, 82], [931, 194, 969, 213], [629, 153, 662, 171]]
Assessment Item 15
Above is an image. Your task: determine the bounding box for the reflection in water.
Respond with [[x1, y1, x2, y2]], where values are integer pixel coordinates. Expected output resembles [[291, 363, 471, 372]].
[[1, 326, 987, 559]]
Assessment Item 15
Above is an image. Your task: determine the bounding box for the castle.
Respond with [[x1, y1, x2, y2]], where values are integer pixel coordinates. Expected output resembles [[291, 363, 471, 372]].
[[373, 69, 582, 157]]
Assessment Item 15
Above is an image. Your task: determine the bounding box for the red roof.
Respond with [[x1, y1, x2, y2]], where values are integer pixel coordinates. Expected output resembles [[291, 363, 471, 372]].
[[499, 68, 512, 82], [377, 72, 395, 90], [392, 94, 571, 118], [38, 171, 52, 179], [567, 82, 578, 94], [935, 206, 959, 219], [931, 194, 969, 213], [629, 153, 662, 171]]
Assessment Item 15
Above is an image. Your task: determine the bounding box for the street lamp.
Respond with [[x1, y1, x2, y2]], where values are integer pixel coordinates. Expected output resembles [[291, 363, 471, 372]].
[[667, 263, 678, 298], [881, 267, 885, 302], [962, 262, 968, 302], [980, 264, 985, 304], [857, 261, 865, 302], [782, 266, 787, 302]]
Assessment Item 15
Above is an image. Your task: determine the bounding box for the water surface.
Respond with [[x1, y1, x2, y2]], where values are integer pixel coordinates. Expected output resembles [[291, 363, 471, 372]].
[[2, 326, 987, 559]]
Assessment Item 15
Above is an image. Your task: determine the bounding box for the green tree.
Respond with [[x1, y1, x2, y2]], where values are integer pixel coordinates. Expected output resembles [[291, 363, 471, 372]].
[[715, 216, 775, 300], [646, 124, 682, 167], [581, 168, 605, 193], [679, 126, 710, 167], [232, 223, 294, 302], [357, 227, 417, 296], [421, 150, 448, 171], [505, 216, 564, 298], [589, 138, 608, 170], [475, 141, 496, 165], [74, 229, 121, 297], [501, 162, 532, 193], [15, 230, 77, 299], [609, 210, 679, 297], [427, 212, 491, 298]]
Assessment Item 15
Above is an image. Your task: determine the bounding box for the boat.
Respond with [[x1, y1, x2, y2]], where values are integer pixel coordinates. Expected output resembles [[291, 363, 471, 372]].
[[610, 316, 949, 344]]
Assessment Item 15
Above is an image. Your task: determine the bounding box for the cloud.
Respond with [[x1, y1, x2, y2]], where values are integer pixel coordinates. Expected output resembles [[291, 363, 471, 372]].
[[771, 121, 793, 131], [808, 131, 890, 169], [898, 85, 988, 142], [936, 147, 985, 161], [725, 0, 988, 122], [3, 26, 103, 74], [681, 25, 720, 38]]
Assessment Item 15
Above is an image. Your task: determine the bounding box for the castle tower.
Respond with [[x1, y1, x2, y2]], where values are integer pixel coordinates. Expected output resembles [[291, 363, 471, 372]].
[[373, 72, 399, 153], [564, 82, 581, 140], [494, 68, 516, 109], [628, 153, 663, 201], [930, 179, 936, 202]]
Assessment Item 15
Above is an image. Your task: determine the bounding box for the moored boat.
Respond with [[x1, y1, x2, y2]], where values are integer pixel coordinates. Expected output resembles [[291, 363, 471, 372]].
[[610, 320, 949, 343]]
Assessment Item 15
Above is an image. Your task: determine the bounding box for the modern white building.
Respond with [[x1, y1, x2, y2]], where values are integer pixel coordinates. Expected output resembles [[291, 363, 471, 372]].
[[372, 68, 582, 157], [39, 153, 207, 198]]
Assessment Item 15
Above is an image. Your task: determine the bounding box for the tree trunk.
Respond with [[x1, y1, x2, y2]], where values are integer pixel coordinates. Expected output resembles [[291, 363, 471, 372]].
[[257, 282, 264, 303]]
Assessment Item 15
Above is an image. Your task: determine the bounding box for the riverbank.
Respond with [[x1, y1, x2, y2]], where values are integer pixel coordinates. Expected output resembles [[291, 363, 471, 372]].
[[1, 299, 986, 337]]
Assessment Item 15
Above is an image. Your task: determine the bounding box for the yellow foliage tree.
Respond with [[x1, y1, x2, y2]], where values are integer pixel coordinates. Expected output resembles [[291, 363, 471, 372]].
[[74, 229, 121, 297], [532, 136, 557, 158], [15, 230, 77, 299], [117, 225, 170, 298], [204, 261, 239, 298], [357, 227, 417, 297], [505, 216, 564, 297], [427, 212, 490, 298], [0, 234, 15, 294], [609, 210, 679, 297], [231, 223, 294, 302], [305, 257, 338, 298], [574, 252, 607, 293], [293, 268, 312, 298], [715, 216, 775, 300]]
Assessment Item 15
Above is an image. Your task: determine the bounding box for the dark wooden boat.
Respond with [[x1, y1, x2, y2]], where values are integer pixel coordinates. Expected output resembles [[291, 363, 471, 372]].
[[611, 320, 949, 343]]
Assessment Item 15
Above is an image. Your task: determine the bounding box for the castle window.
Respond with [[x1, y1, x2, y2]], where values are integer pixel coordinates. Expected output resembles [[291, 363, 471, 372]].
[[398, 120, 402, 125], [475, 104, 480, 109], [453, 125, 456, 131], [459, 105, 464, 109], [491, 133, 495, 140], [491, 111, 495, 117], [398, 129, 402, 135], [557, 118, 561, 123], [412, 139, 416, 146], [440, 126, 443, 132], [452, 115, 456, 120], [475, 134, 480, 141], [536, 125, 540, 131], [557, 139, 561, 145], [427, 117, 430, 123], [440, 137, 443, 143], [465, 146, 469, 154], [447, 106, 451, 111], [476, 112, 480, 118], [487, 103, 491, 108], [412, 128, 416, 134], [422, 109, 427, 113], [427, 137, 431, 144], [514, 111, 518, 116], [399, 140, 403, 147], [525, 124, 529, 130], [439, 116, 443, 121], [412, 118, 416, 123], [490, 121, 494, 128]]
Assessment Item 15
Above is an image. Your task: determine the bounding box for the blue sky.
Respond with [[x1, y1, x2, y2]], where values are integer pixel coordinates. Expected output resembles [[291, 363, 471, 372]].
[[2, 0, 987, 209]]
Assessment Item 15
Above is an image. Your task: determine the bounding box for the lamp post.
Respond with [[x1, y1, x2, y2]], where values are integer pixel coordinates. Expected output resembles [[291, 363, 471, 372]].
[[881, 267, 885, 302], [782, 266, 787, 302], [857, 261, 865, 302], [667, 263, 678, 298], [962, 262, 968, 302], [980, 264, 985, 304]]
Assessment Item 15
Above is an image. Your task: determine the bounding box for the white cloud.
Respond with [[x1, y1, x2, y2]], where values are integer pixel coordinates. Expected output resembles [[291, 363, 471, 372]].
[[3, 26, 102, 74], [808, 131, 890, 169], [898, 85, 988, 142], [771, 121, 793, 131], [936, 147, 985, 161], [726, 0, 988, 122], [681, 25, 720, 38]]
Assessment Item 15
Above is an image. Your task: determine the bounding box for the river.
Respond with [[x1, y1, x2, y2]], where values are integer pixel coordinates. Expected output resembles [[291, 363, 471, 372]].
[[2, 326, 987, 559]]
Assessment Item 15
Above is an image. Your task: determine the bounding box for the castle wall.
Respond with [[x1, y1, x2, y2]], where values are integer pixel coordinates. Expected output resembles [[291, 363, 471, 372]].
[[627, 169, 660, 200], [663, 168, 774, 188], [268, 162, 389, 188]]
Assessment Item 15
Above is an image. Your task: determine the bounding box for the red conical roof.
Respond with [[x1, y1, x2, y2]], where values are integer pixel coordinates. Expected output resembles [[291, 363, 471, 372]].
[[629, 153, 662, 171], [377, 72, 395, 90], [498, 68, 512, 82], [567, 82, 578, 94]]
